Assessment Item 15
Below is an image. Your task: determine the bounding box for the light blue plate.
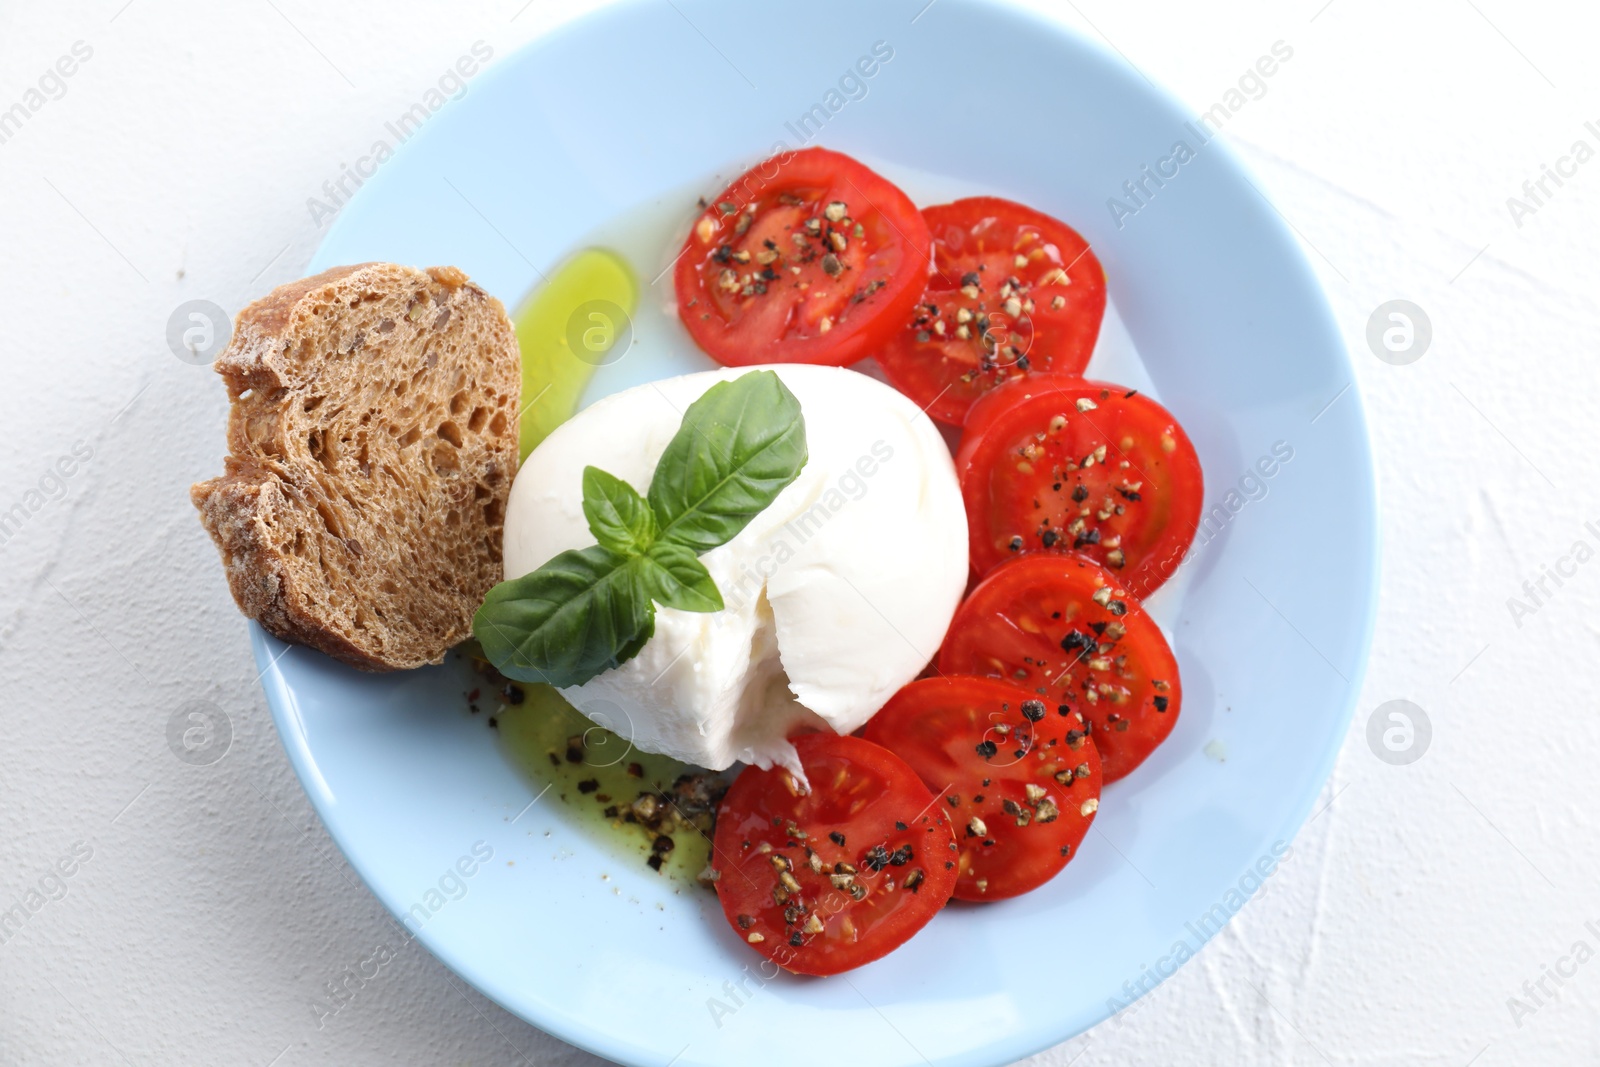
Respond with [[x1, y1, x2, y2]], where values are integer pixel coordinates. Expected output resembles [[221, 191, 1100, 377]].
[[256, 1, 1378, 1064]]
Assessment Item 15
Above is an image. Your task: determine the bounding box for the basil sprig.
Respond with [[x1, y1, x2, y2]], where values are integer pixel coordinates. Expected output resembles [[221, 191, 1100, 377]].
[[474, 370, 808, 688]]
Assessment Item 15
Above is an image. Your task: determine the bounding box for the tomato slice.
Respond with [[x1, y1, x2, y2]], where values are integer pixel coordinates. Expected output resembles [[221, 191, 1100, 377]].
[[956, 376, 1202, 598], [862, 676, 1101, 901], [938, 554, 1181, 783], [711, 733, 958, 976], [673, 147, 931, 367], [876, 197, 1105, 425]]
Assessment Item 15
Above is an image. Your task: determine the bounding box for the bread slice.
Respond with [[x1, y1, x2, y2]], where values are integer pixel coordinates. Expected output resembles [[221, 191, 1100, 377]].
[[192, 263, 521, 671]]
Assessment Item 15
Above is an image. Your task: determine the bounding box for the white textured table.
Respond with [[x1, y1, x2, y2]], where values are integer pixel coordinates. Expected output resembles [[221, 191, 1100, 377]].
[[4, 1, 1597, 1063]]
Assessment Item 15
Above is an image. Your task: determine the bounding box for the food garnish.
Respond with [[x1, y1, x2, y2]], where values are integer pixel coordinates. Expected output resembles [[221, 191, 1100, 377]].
[[475, 370, 808, 687]]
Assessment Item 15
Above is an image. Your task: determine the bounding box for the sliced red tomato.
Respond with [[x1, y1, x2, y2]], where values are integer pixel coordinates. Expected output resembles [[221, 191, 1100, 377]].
[[862, 676, 1101, 901], [938, 554, 1181, 783], [673, 147, 931, 367], [957, 376, 1202, 598], [711, 733, 958, 976], [876, 197, 1105, 425]]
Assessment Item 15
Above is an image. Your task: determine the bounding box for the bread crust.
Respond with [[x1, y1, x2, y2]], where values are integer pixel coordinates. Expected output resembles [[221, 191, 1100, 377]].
[[192, 263, 521, 671]]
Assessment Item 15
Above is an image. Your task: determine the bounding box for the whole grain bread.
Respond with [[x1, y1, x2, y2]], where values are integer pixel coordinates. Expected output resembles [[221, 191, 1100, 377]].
[[191, 263, 521, 671]]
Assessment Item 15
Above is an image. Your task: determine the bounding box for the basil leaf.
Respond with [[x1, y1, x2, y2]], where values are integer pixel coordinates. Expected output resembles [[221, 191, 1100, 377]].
[[648, 370, 808, 553], [473, 545, 656, 688], [581, 466, 657, 555], [475, 370, 804, 688], [640, 541, 724, 613]]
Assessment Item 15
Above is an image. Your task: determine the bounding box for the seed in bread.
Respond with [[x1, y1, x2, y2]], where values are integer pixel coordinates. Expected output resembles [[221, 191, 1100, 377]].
[[191, 263, 520, 672]]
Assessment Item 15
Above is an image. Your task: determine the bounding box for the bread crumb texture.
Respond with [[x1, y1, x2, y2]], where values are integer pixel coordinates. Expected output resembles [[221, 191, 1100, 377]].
[[191, 263, 521, 671]]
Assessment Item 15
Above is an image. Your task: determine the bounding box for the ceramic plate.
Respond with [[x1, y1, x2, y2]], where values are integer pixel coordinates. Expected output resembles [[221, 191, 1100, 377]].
[[255, 1, 1379, 1064]]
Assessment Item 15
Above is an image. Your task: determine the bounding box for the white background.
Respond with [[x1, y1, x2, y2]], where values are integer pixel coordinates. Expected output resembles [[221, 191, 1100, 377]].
[[3, 0, 1598, 1064]]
